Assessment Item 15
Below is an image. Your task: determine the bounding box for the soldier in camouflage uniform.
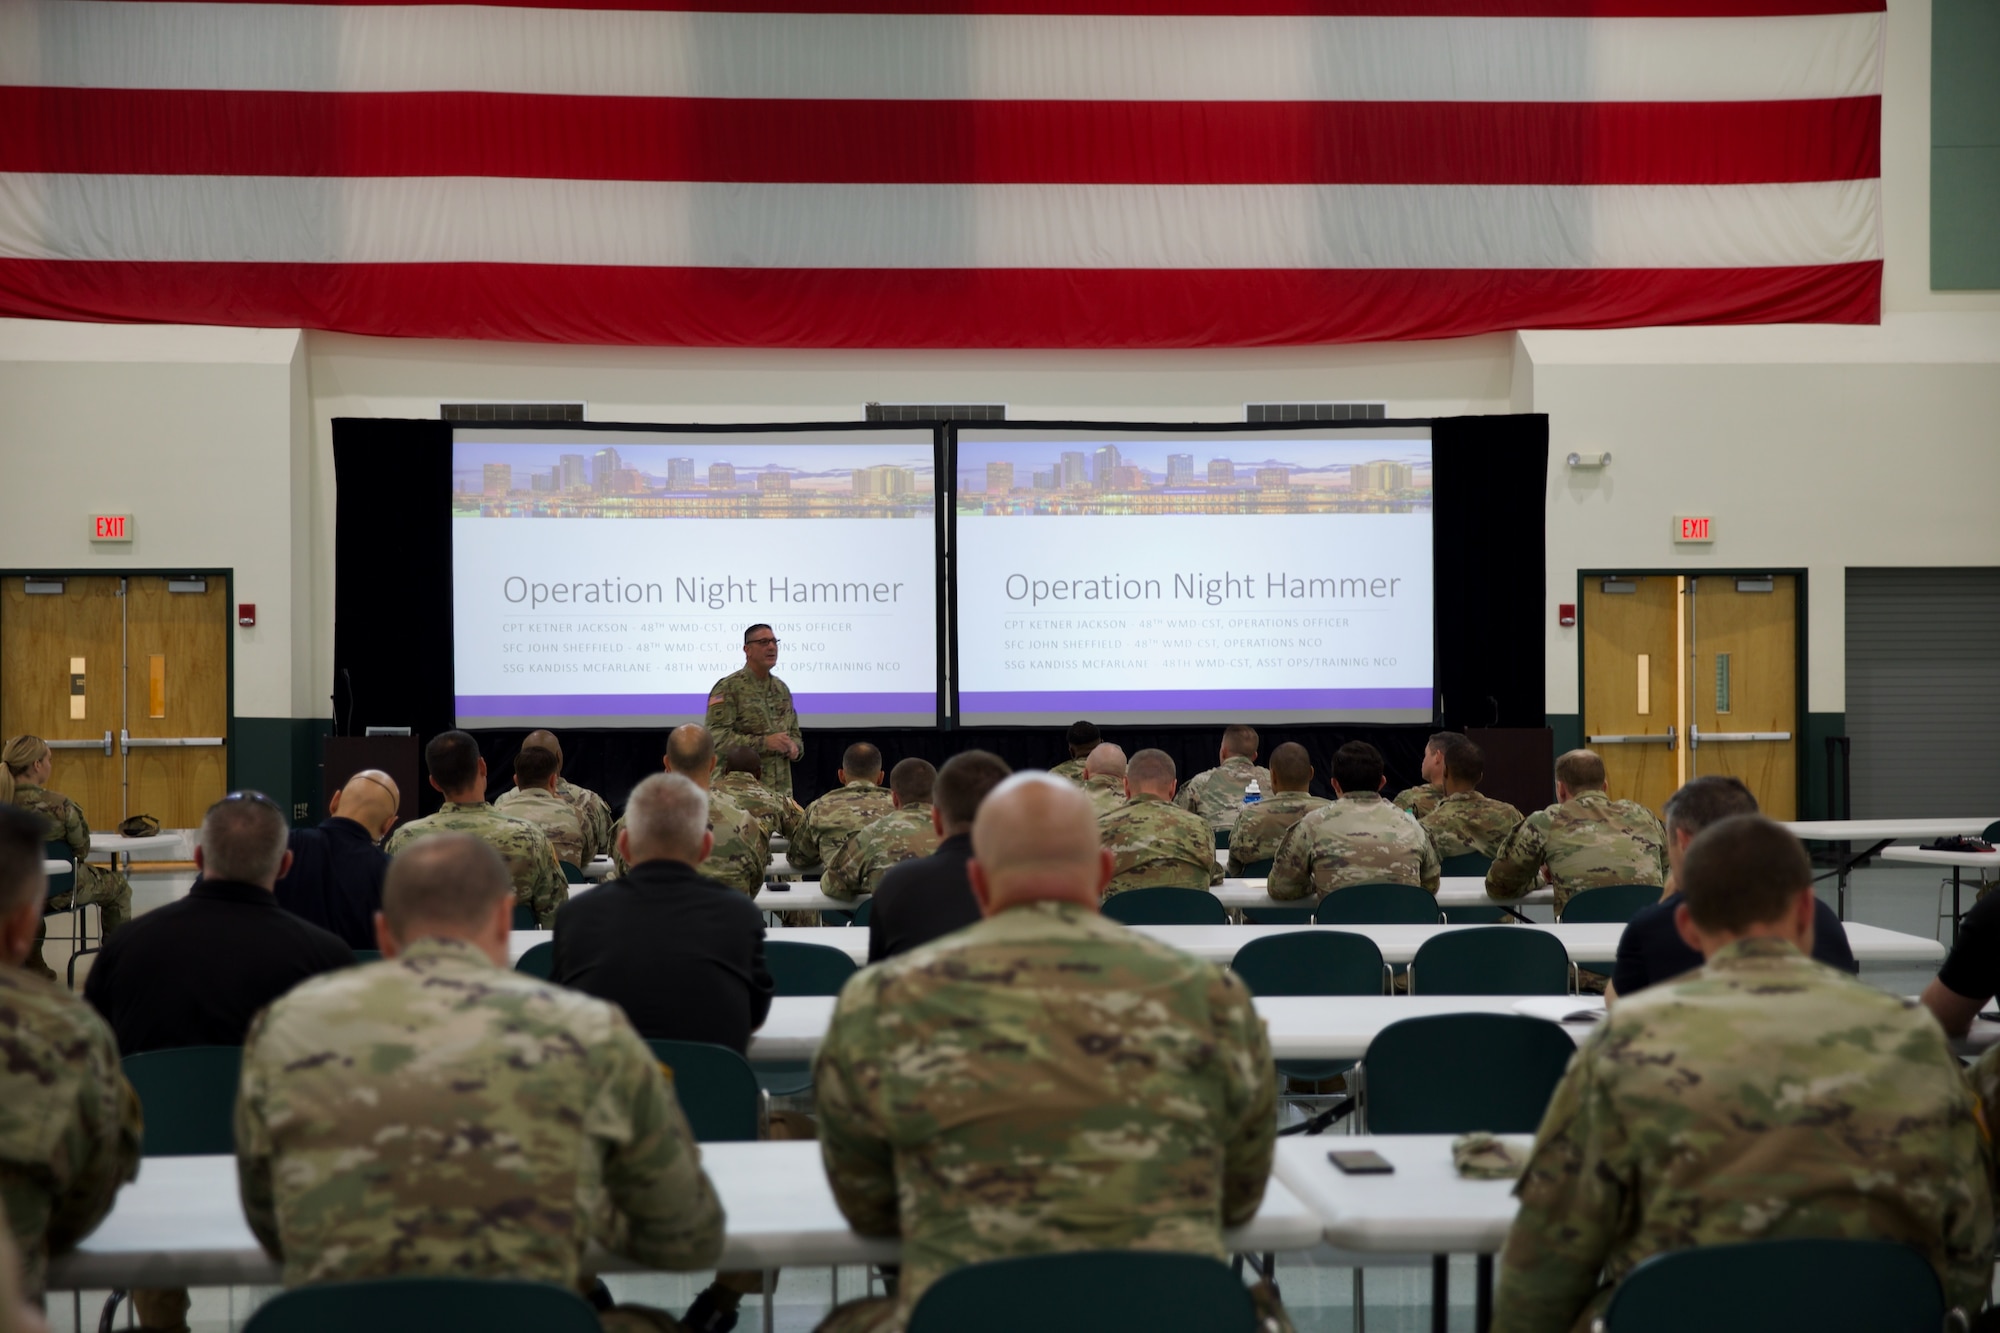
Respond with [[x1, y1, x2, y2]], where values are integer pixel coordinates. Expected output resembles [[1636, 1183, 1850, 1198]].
[[0, 805, 141, 1303], [384, 731, 567, 928], [812, 773, 1285, 1333], [1224, 742, 1327, 876], [610, 727, 769, 896], [1494, 816, 1993, 1330], [235, 834, 723, 1329], [1419, 738, 1522, 861], [1097, 750, 1223, 898], [1390, 731, 1463, 820], [706, 624, 803, 798], [496, 744, 590, 870], [824, 759, 940, 902], [1486, 750, 1666, 914], [1080, 743, 1129, 819], [524, 731, 613, 867], [1268, 742, 1439, 901], [789, 744, 896, 874], [1049, 720, 1100, 786], [1176, 725, 1273, 828], [4, 735, 132, 981], [715, 746, 804, 846]]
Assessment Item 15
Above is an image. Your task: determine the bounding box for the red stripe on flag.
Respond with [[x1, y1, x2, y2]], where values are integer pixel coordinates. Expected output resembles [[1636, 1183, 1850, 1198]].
[[1, 90, 1881, 186], [159, 0, 1884, 13], [0, 260, 1880, 348]]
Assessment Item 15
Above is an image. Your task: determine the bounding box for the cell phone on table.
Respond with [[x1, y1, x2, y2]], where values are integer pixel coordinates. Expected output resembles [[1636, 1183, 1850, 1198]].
[[1328, 1150, 1395, 1175]]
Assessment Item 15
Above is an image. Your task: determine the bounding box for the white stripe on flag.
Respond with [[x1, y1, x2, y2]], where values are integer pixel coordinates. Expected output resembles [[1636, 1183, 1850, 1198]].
[[0, 175, 1882, 269], [0, 3, 1883, 103]]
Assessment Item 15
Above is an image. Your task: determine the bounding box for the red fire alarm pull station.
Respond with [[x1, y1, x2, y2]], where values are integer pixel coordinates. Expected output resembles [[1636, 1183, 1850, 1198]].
[[238, 604, 256, 628], [1559, 603, 1577, 627]]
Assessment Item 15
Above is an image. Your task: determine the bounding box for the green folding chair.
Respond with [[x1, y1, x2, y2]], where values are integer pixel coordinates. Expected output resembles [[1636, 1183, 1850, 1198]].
[[1102, 887, 1230, 926], [1237, 858, 1275, 878], [243, 1278, 602, 1333], [645, 1039, 764, 1142], [1601, 1239, 1947, 1333], [907, 1252, 1257, 1333], [1407, 926, 1570, 995], [350, 949, 384, 965], [1230, 931, 1390, 1107], [760, 940, 861, 1098], [513, 940, 554, 979], [850, 897, 874, 928], [122, 1046, 243, 1156], [1558, 883, 1664, 924], [510, 902, 539, 930], [1313, 883, 1442, 925], [1214, 827, 1231, 850], [1360, 1013, 1578, 1329], [44, 838, 100, 984], [559, 861, 586, 885], [1437, 852, 1507, 923]]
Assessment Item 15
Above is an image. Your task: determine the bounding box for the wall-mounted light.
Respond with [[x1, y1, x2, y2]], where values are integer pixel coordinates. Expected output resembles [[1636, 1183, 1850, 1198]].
[[1566, 451, 1611, 468]]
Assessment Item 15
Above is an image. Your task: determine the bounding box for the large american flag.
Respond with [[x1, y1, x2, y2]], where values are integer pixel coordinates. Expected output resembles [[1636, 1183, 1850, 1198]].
[[0, 0, 1882, 348]]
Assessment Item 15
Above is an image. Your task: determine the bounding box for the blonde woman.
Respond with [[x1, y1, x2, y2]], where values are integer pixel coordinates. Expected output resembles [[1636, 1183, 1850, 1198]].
[[2, 736, 132, 981]]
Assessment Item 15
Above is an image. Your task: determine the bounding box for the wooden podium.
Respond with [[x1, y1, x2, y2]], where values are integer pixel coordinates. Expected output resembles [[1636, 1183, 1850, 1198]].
[[321, 736, 420, 824], [1466, 727, 1555, 816]]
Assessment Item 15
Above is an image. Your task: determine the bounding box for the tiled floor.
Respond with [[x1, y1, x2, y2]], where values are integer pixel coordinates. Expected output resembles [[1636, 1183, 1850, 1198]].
[[37, 860, 1975, 1333]]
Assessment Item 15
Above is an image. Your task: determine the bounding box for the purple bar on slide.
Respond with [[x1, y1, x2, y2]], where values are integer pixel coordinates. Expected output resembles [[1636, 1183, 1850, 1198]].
[[456, 692, 936, 717], [959, 688, 1433, 711]]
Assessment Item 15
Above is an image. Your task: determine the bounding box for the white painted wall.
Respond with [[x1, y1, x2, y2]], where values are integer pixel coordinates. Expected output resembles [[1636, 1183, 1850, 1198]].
[[0, 322, 309, 719]]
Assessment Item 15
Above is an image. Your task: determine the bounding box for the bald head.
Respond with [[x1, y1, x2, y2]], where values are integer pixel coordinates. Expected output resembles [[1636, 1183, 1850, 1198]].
[[523, 730, 564, 769], [665, 724, 718, 787], [1083, 743, 1127, 779], [968, 773, 1111, 914], [331, 769, 401, 840]]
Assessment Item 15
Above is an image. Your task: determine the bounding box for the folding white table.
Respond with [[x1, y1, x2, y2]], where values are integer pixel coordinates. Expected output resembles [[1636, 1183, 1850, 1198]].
[[1778, 818, 1995, 919], [1214, 879, 1555, 914], [47, 1143, 1324, 1332], [1875, 846, 2000, 946]]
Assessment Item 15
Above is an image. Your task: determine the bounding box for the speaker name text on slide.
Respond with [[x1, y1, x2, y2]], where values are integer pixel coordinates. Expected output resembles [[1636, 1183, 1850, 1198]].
[[954, 431, 1433, 726], [450, 432, 938, 728]]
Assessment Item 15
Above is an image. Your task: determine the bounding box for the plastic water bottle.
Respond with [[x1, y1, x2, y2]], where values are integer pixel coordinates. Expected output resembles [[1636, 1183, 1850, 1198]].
[[1242, 779, 1262, 807]]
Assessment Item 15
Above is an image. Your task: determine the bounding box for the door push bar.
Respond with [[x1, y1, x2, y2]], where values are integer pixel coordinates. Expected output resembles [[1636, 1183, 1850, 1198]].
[[1586, 726, 1677, 751], [1687, 727, 1792, 748], [47, 732, 115, 756], [119, 730, 225, 749]]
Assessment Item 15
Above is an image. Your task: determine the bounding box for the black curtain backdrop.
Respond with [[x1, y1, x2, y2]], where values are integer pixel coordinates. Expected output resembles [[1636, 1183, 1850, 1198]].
[[332, 414, 1545, 815]]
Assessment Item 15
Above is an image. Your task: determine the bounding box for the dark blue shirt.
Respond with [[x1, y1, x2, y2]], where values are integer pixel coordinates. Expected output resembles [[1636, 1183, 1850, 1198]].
[[1611, 890, 1858, 997], [274, 816, 390, 950]]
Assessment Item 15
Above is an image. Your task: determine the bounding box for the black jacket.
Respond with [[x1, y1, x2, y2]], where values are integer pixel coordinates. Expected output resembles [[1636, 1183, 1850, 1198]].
[[1611, 890, 1858, 998], [85, 878, 354, 1054], [274, 817, 390, 951], [868, 833, 983, 963], [552, 857, 773, 1054]]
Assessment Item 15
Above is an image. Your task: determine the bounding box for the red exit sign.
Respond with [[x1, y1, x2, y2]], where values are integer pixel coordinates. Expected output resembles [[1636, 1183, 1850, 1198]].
[[1674, 515, 1714, 544], [89, 513, 134, 542]]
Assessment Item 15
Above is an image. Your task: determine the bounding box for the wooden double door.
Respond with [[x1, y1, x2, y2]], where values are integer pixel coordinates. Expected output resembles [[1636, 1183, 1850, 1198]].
[[0, 574, 230, 829], [1581, 573, 1798, 818]]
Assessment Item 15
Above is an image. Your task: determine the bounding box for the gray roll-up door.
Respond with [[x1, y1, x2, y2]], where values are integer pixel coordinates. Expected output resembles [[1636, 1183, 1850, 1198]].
[[1845, 567, 2000, 819]]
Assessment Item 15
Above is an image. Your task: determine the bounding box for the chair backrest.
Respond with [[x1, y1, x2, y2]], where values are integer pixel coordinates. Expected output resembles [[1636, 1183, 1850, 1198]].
[[43, 839, 76, 902], [243, 1278, 603, 1333], [1213, 828, 1230, 850], [1312, 882, 1443, 925], [645, 1039, 762, 1142], [1408, 927, 1569, 995], [766, 939, 860, 996], [1101, 887, 1231, 926], [510, 902, 538, 930], [1558, 883, 1664, 924], [850, 897, 874, 928], [122, 1046, 244, 1156], [350, 949, 384, 965], [907, 1251, 1257, 1333], [1438, 852, 1493, 878], [513, 940, 555, 979], [1238, 857, 1275, 878], [1230, 932, 1388, 996], [1363, 1014, 1575, 1134], [1601, 1239, 1946, 1333], [1242, 906, 1317, 926], [559, 860, 586, 885], [1982, 819, 2000, 844]]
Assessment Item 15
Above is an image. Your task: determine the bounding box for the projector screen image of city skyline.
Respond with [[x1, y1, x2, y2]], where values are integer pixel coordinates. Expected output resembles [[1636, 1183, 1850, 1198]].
[[955, 439, 1431, 517], [452, 441, 935, 519]]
